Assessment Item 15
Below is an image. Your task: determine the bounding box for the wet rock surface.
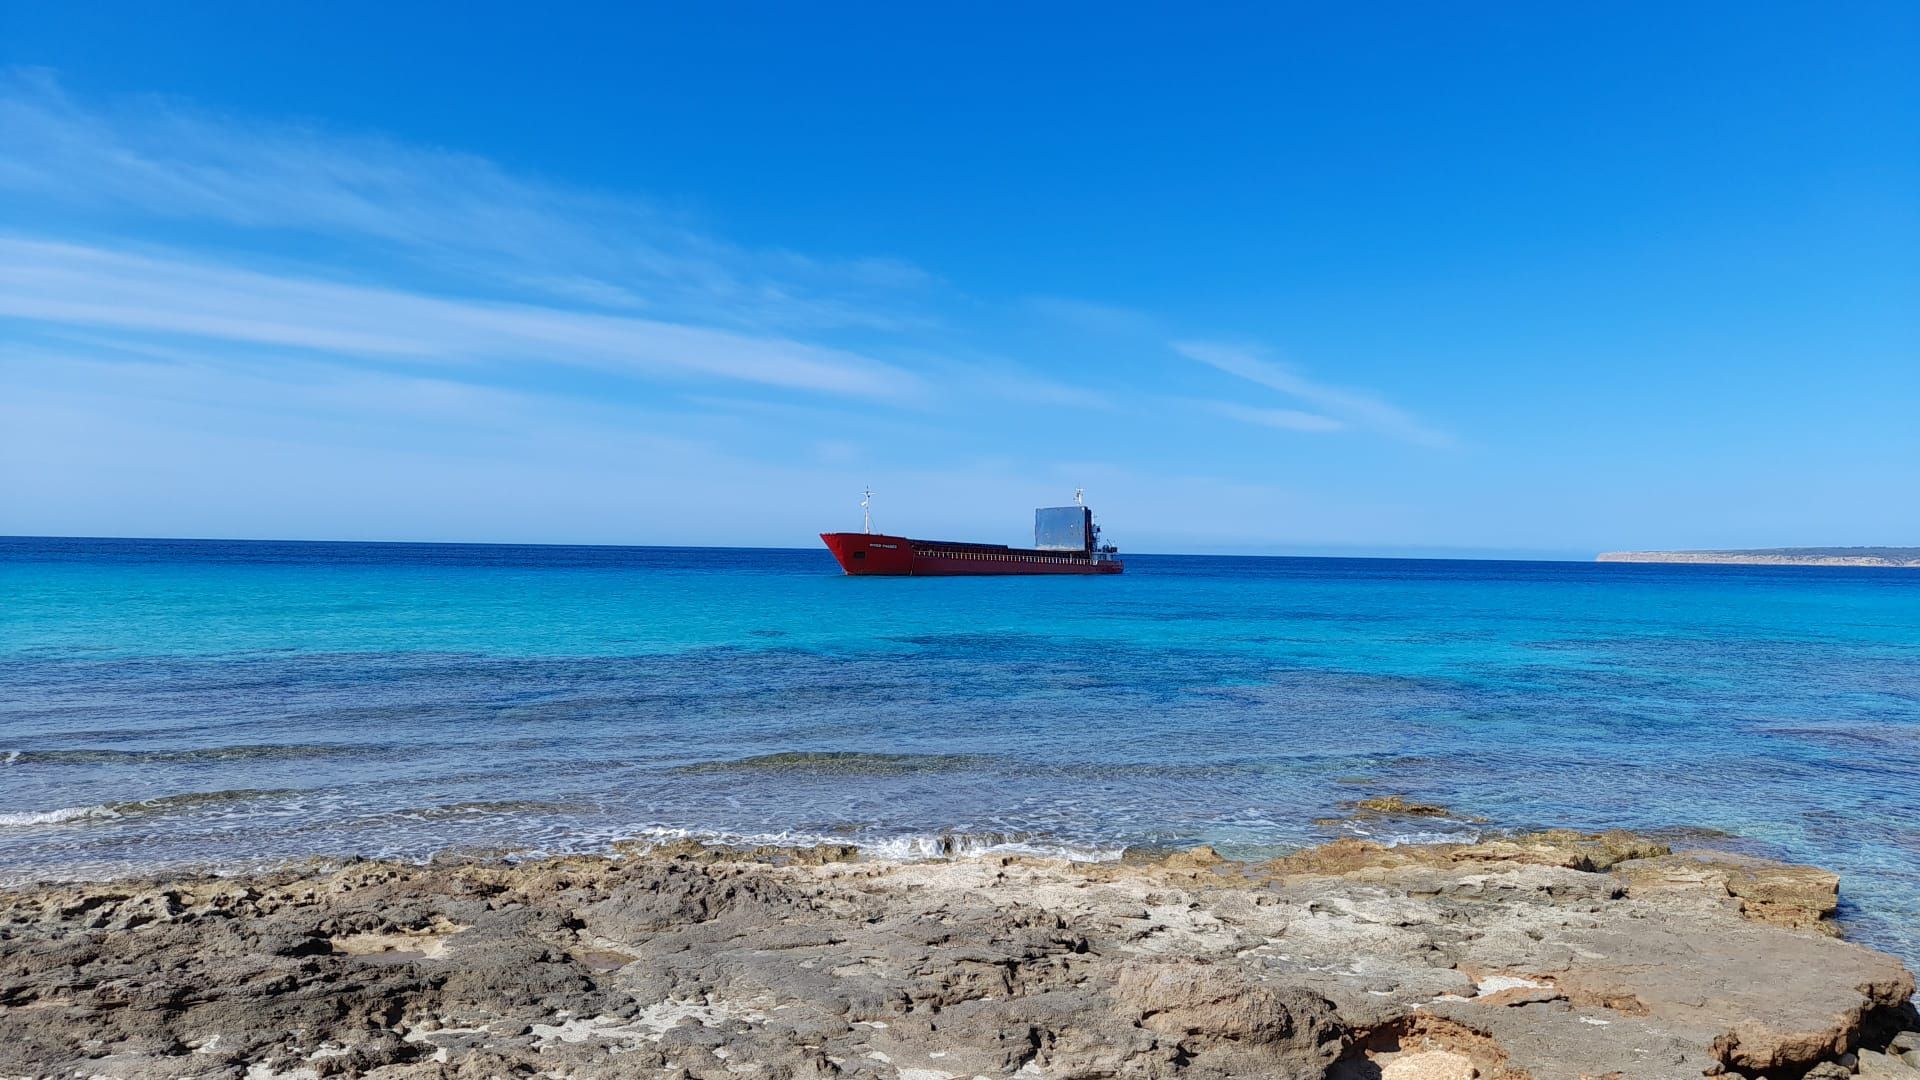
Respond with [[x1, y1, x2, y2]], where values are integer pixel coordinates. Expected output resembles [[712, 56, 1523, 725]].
[[0, 835, 1913, 1079]]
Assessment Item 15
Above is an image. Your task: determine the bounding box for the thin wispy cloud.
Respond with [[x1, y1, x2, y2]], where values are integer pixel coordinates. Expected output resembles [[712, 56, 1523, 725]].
[[944, 364, 1117, 412], [0, 68, 1461, 546], [0, 70, 1149, 417], [0, 238, 925, 401], [1202, 400, 1346, 433], [1174, 341, 1453, 447], [7, 340, 583, 434], [0, 68, 930, 334]]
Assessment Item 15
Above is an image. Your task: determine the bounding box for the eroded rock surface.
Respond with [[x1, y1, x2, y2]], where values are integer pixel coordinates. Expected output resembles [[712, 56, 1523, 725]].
[[0, 835, 1912, 1079]]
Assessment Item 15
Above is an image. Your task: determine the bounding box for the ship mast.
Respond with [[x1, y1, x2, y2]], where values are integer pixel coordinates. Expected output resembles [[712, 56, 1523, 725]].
[[861, 486, 875, 534]]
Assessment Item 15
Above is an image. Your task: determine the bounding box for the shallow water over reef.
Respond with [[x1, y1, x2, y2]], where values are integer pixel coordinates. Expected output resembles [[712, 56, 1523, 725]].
[[2, 536, 1917, 967]]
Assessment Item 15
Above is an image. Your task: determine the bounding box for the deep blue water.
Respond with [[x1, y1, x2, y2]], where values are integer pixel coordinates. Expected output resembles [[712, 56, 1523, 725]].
[[2, 536, 1917, 968]]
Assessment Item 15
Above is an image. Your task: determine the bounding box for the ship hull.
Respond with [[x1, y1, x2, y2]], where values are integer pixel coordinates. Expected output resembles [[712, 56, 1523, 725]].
[[821, 532, 1123, 576]]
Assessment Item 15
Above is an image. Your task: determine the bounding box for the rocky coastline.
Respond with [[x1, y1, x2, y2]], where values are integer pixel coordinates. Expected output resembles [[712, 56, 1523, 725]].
[[1595, 549, 1920, 568], [1, 830, 1915, 1080]]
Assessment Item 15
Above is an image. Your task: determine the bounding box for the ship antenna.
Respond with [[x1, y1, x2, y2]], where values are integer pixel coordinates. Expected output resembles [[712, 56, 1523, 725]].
[[861, 486, 875, 534], [1074, 486, 1085, 507]]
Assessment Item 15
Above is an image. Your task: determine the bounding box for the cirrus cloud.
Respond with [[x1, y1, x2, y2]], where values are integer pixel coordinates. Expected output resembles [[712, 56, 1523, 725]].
[[1175, 340, 1453, 447]]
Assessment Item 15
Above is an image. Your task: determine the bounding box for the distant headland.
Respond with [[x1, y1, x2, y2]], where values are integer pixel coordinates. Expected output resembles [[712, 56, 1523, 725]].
[[1597, 547, 1920, 567]]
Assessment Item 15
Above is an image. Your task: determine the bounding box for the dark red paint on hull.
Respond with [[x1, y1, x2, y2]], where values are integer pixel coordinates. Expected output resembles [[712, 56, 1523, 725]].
[[820, 532, 1124, 576]]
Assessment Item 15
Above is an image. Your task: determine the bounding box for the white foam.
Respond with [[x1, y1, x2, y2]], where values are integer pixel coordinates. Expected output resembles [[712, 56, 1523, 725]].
[[2, 750, 19, 765], [0, 804, 119, 827], [1342, 823, 1484, 847], [863, 834, 1123, 862], [617, 824, 854, 849], [614, 825, 1122, 864]]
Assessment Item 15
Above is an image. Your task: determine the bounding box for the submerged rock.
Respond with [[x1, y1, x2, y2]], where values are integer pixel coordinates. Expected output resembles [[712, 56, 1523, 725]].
[[1449, 828, 1672, 871], [0, 834, 1910, 1080], [1160, 844, 1231, 871], [1352, 795, 1455, 817]]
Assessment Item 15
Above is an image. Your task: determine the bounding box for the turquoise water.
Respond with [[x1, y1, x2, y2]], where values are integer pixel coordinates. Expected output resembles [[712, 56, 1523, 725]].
[[2, 537, 1917, 968]]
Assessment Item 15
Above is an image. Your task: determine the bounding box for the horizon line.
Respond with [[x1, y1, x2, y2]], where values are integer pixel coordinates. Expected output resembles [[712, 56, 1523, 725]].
[[4, 532, 1615, 564]]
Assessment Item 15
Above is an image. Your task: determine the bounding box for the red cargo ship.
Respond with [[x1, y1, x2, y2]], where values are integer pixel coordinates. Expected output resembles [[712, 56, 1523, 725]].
[[822, 489, 1124, 576]]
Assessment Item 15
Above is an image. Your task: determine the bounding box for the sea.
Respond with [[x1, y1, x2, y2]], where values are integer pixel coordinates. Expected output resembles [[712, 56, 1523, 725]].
[[2, 536, 1917, 969]]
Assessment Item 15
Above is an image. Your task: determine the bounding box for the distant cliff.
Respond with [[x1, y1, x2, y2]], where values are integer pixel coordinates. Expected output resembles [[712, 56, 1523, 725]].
[[1597, 547, 1920, 567]]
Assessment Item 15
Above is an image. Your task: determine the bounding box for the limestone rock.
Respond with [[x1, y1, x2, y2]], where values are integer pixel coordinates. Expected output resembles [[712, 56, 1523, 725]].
[[1859, 1048, 1918, 1074], [1162, 844, 1230, 871], [1115, 959, 1340, 1056], [1379, 1050, 1480, 1079], [0, 836, 1908, 1080], [1618, 850, 1840, 931], [1261, 836, 1437, 875], [1451, 829, 1671, 871]]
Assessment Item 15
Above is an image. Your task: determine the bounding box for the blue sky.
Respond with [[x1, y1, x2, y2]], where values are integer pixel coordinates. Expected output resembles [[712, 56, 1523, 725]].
[[1, 3, 1915, 555]]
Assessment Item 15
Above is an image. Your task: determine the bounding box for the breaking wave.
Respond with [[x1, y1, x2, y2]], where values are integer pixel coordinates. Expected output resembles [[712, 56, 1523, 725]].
[[1327, 822, 1488, 846], [0, 788, 295, 829], [2, 744, 378, 765], [0, 805, 121, 827], [860, 831, 1125, 862]]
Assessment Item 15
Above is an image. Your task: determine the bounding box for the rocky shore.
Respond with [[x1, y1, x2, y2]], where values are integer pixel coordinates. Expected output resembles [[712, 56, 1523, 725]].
[[1595, 549, 1920, 568], [1, 831, 1915, 1080]]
